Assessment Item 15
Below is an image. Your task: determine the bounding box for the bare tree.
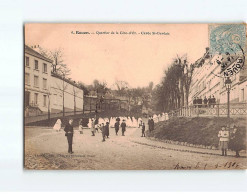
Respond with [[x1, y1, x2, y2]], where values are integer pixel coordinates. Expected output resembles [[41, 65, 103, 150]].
[[113, 80, 129, 96]]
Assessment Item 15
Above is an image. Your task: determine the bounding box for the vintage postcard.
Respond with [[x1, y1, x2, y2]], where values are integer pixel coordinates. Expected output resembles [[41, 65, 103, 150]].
[[24, 23, 247, 170]]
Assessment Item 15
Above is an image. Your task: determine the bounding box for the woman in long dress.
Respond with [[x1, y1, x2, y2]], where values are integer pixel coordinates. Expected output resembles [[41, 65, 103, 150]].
[[110, 117, 115, 128], [53, 119, 62, 132], [88, 118, 92, 128]]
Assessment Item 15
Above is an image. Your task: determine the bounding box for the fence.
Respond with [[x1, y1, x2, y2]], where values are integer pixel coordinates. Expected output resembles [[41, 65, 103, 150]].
[[169, 103, 247, 118], [25, 96, 130, 124]]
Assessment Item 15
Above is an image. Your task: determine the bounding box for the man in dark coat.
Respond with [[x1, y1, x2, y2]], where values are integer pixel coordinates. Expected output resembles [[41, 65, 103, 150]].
[[121, 120, 126, 136], [203, 96, 208, 107], [64, 119, 74, 154], [141, 122, 146, 137], [208, 96, 212, 107], [229, 126, 243, 157], [148, 117, 151, 132], [105, 122, 110, 138], [114, 120, 120, 135], [212, 95, 216, 108]]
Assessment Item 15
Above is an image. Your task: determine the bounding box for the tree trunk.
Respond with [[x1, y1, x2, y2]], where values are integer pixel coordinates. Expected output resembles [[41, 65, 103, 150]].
[[73, 88, 76, 115], [63, 80, 65, 117]]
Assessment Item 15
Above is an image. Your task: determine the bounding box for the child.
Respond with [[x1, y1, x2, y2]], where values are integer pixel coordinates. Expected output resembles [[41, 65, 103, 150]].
[[114, 120, 120, 135], [218, 126, 230, 156], [100, 123, 106, 142]]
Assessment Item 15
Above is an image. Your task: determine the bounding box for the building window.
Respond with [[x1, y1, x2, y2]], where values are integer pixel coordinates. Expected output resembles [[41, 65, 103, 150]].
[[43, 78, 47, 89], [25, 56, 29, 67], [34, 60, 39, 70], [34, 75, 39, 87], [25, 73, 30, 85], [34, 93, 38, 105], [43, 95, 47, 107], [43, 63, 47, 73]]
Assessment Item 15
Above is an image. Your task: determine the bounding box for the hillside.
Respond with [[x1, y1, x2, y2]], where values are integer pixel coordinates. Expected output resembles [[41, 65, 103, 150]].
[[147, 117, 246, 150]]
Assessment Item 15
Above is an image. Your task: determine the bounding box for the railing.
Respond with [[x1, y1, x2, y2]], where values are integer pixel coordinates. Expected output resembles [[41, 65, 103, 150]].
[[169, 103, 247, 118]]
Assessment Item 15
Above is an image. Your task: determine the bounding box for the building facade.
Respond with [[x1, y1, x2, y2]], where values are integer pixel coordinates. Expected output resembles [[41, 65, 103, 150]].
[[25, 45, 84, 117], [188, 51, 247, 106], [25, 45, 53, 116], [50, 73, 84, 113]]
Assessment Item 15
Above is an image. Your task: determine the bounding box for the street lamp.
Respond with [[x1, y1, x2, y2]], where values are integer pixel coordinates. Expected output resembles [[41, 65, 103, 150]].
[[225, 77, 232, 119]]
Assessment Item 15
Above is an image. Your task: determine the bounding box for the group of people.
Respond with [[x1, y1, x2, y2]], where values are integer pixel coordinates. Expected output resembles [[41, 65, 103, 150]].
[[88, 116, 130, 141], [193, 95, 216, 108], [54, 116, 244, 158], [218, 125, 243, 157]]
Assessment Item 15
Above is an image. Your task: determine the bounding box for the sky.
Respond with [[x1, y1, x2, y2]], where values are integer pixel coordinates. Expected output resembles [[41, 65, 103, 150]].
[[25, 24, 209, 88]]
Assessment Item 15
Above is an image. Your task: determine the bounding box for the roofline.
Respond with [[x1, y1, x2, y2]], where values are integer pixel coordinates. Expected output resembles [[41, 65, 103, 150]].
[[24, 45, 53, 63]]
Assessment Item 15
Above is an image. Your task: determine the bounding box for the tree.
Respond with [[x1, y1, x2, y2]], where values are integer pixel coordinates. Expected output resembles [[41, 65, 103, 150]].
[[113, 80, 129, 96], [38, 47, 68, 73]]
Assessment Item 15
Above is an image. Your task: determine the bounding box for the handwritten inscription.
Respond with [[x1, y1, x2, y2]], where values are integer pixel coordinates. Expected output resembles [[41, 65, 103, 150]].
[[174, 162, 240, 170]]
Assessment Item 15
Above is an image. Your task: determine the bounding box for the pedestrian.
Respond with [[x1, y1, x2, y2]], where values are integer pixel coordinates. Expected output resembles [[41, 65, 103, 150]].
[[229, 125, 243, 157], [91, 118, 96, 136], [203, 96, 208, 107], [114, 120, 120, 135], [193, 97, 197, 108], [64, 119, 74, 154], [53, 119, 62, 132], [121, 119, 127, 136], [141, 122, 146, 137], [105, 122, 110, 138], [212, 95, 216, 108], [150, 117, 154, 131], [208, 96, 212, 107], [218, 126, 230, 156], [148, 117, 151, 132], [79, 118, 83, 134], [100, 123, 106, 142]]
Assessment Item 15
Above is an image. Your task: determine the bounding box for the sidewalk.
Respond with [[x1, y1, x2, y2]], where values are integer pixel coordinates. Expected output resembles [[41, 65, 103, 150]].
[[130, 135, 247, 158]]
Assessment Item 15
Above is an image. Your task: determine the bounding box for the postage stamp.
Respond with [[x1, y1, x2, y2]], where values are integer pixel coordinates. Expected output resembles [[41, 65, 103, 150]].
[[209, 24, 246, 77]]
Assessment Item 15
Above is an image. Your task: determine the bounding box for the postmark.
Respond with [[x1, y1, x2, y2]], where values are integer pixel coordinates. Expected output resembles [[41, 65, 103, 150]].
[[209, 24, 246, 77]]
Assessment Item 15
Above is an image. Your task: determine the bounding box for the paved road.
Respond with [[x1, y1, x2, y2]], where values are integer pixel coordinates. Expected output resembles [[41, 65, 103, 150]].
[[25, 126, 247, 170]]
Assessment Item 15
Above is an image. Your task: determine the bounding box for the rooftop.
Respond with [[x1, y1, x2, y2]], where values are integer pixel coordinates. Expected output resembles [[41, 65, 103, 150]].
[[25, 45, 53, 63]]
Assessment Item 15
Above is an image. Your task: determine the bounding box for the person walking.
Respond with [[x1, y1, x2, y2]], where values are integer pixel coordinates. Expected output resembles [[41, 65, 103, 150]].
[[105, 122, 110, 138], [141, 122, 146, 137], [91, 118, 96, 136], [121, 119, 127, 136], [64, 119, 74, 154], [218, 126, 230, 156], [114, 120, 120, 135], [100, 123, 106, 142], [229, 125, 243, 157]]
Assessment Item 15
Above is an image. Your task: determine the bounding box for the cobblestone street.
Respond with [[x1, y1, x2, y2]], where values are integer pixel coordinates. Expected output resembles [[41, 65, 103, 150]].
[[24, 126, 247, 170]]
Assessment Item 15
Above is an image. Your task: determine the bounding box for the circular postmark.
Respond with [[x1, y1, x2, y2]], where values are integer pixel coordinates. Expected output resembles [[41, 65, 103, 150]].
[[209, 24, 246, 78]]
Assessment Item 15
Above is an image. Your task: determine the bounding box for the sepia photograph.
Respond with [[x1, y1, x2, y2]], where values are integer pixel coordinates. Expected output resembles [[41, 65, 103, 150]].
[[24, 23, 247, 170]]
